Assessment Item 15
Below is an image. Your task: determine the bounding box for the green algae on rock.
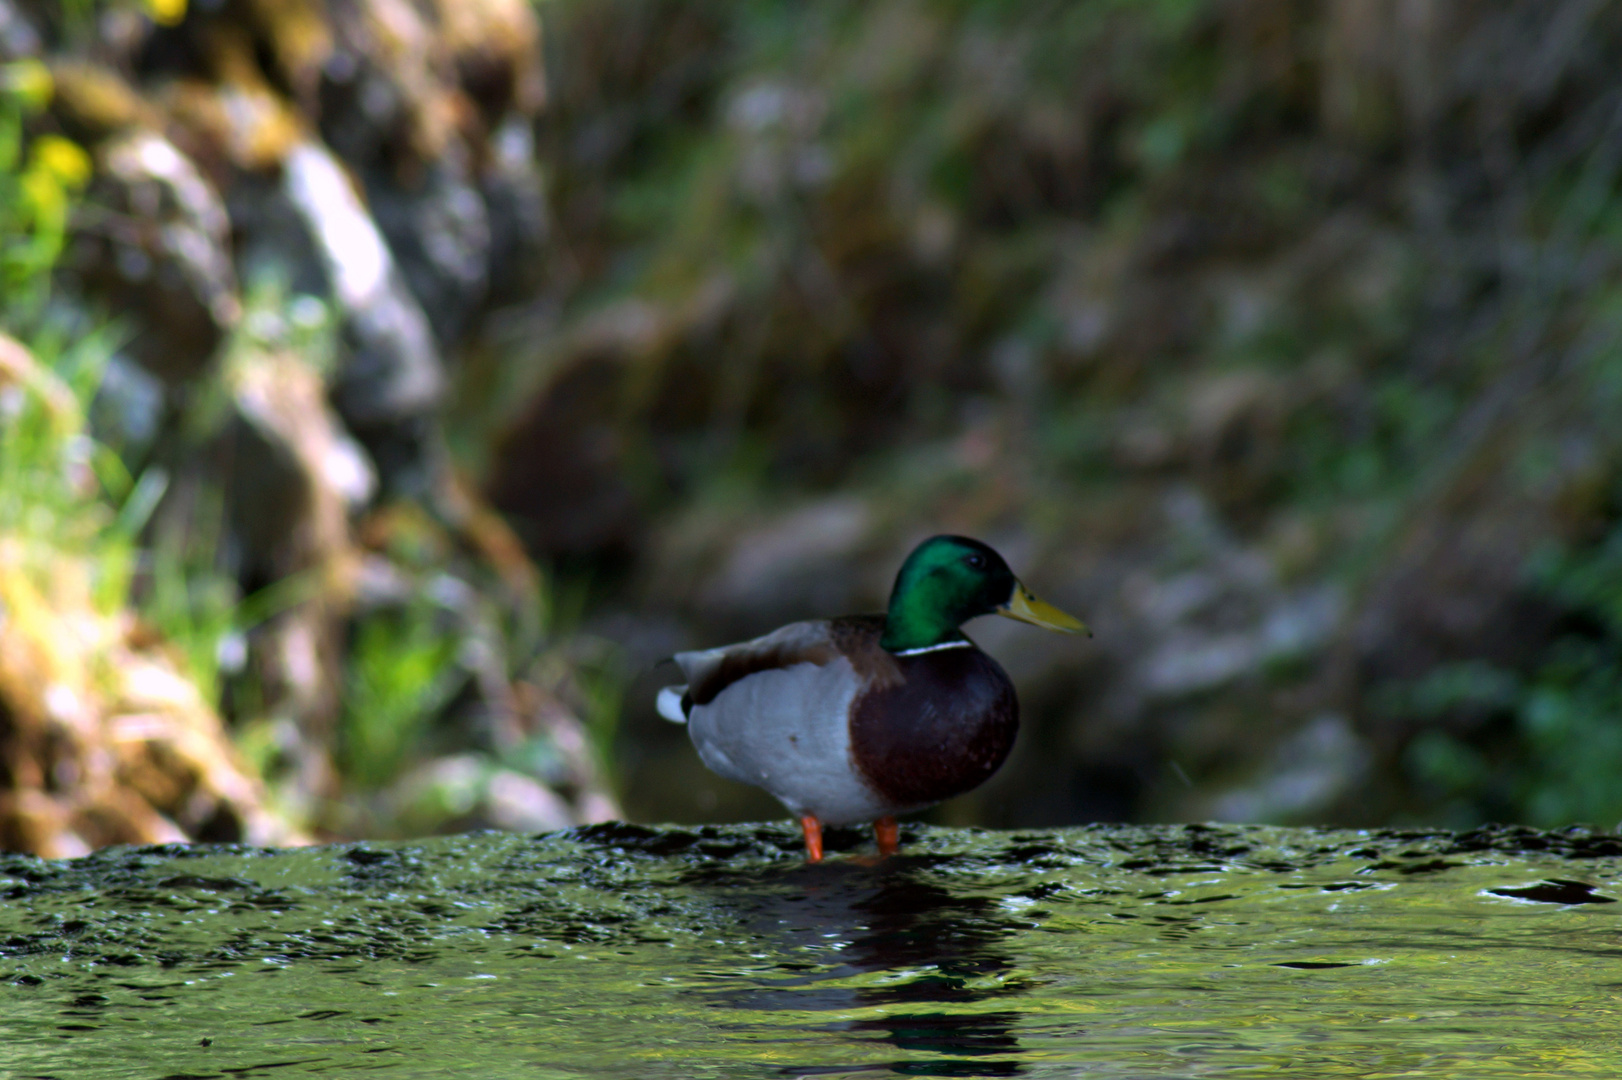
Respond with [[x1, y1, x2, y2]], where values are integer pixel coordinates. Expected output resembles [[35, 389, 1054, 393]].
[[2, 823, 1622, 1077]]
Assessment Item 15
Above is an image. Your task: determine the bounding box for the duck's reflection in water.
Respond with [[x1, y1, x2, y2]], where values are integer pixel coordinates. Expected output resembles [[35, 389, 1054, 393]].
[[690, 854, 1027, 1077]]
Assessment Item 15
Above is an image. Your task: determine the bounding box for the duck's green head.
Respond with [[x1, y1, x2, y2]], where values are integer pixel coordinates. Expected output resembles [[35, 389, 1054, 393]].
[[880, 535, 1090, 653]]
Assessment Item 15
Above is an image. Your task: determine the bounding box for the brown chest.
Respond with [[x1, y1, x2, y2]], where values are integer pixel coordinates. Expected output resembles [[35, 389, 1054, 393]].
[[847, 648, 1019, 808]]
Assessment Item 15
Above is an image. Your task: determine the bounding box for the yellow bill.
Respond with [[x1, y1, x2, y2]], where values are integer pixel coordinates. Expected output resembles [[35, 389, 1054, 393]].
[[997, 582, 1091, 636]]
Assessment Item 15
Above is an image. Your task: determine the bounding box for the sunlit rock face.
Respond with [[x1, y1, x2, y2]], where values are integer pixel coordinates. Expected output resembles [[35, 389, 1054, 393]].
[[79, 130, 240, 384], [0, 0, 614, 855], [33, 0, 547, 487], [0, 332, 302, 858], [3, 823, 1621, 1075]]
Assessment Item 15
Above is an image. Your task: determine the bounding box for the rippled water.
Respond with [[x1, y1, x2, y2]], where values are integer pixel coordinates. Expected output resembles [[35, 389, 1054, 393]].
[[3, 823, 1622, 1078]]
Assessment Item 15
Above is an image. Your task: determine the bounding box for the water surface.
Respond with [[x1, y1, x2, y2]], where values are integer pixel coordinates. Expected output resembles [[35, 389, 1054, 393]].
[[2, 823, 1620, 1078]]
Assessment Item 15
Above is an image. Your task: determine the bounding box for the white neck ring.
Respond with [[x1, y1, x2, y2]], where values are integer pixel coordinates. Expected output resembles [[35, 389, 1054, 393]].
[[892, 640, 974, 657]]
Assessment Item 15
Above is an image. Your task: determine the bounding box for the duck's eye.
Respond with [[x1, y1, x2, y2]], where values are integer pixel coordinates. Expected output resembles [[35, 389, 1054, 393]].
[[965, 552, 986, 570]]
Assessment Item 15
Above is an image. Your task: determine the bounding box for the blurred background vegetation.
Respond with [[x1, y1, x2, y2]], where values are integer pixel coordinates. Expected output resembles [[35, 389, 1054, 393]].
[[4, 0, 1622, 855]]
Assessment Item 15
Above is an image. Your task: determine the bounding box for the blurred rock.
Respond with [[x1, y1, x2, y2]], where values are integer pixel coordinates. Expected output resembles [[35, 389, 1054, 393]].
[[319, 0, 462, 166], [479, 115, 548, 304], [483, 767, 575, 832], [385, 755, 575, 835], [1207, 713, 1372, 823], [694, 495, 875, 629], [339, 492, 619, 832], [161, 24, 305, 172], [1091, 490, 1343, 708], [364, 157, 490, 347], [46, 61, 158, 139], [314, 0, 509, 347], [212, 336, 368, 812], [240, 0, 333, 113], [0, 334, 299, 856], [49, 0, 551, 499], [89, 352, 165, 458], [1, 0, 632, 854], [487, 354, 641, 557], [430, 0, 546, 119], [0, 0, 40, 59], [369, 725, 615, 836], [1138, 585, 1342, 701], [72, 131, 240, 383], [280, 141, 445, 455]]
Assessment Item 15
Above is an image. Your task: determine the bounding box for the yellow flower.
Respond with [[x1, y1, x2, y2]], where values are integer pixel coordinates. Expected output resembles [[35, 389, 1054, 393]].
[[20, 167, 66, 226], [144, 0, 187, 27], [31, 136, 92, 191], [0, 60, 53, 111]]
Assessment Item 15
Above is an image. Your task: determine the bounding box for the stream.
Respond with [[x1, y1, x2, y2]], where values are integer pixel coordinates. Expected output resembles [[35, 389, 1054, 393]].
[[2, 822, 1620, 1077]]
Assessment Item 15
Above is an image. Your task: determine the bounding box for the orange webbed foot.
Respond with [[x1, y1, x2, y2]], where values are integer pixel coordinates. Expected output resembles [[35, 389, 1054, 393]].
[[800, 815, 824, 862], [874, 816, 899, 858]]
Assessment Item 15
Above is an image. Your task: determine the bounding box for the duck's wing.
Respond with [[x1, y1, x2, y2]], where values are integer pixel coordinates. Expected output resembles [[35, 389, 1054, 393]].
[[656, 616, 893, 722], [676, 617, 905, 823]]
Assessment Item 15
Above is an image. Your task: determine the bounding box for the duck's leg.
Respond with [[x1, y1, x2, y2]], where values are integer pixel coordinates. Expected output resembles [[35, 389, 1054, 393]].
[[873, 816, 899, 858], [800, 815, 824, 862]]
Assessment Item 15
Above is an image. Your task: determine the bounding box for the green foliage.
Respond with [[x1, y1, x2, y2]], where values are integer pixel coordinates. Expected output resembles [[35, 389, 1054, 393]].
[[1, 69, 87, 326], [139, 483, 241, 704], [1398, 533, 1622, 828], [0, 63, 131, 602], [523, 0, 1259, 500], [2, 67, 293, 723], [535, 571, 625, 787], [564, 637, 625, 790], [340, 601, 463, 790], [126, 281, 337, 706]]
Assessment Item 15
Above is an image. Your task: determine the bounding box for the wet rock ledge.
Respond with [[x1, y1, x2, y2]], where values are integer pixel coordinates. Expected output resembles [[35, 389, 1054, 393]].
[[2, 821, 1620, 965]]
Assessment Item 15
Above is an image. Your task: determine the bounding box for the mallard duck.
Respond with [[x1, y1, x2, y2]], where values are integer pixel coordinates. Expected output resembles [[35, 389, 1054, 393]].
[[657, 534, 1088, 861]]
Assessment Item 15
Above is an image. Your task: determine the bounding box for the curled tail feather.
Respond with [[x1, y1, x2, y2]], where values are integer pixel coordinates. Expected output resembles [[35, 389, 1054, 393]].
[[656, 685, 690, 723]]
